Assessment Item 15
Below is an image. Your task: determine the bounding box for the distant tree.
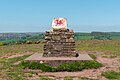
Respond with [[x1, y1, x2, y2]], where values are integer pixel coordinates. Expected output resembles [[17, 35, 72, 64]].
[[0, 42, 8, 46], [35, 40, 41, 44], [26, 41, 32, 44], [15, 42, 22, 44]]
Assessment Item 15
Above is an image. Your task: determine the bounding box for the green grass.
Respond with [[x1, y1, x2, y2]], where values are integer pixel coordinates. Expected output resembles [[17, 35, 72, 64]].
[[21, 60, 102, 72], [76, 40, 120, 57], [80, 77, 96, 80], [1, 40, 120, 58], [102, 71, 120, 79], [21, 61, 56, 72], [39, 76, 54, 80], [64, 76, 73, 80], [57, 61, 102, 72], [89, 54, 96, 60], [0, 44, 43, 58], [110, 36, 120, 40], [0, 55, 30, 80], [1, 40, 120, 79], [75, 36, 94, 40]]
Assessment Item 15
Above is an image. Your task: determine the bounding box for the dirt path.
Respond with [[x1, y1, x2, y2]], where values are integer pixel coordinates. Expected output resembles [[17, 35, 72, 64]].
[[36, 53, 120, 80]]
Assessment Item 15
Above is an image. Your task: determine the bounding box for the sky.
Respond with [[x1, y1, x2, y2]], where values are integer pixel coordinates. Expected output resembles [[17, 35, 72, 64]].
[[0, 0, 120, 32]]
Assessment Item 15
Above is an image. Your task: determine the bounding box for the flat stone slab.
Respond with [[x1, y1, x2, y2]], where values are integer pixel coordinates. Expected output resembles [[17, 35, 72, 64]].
[[25, 53, 93, 61]]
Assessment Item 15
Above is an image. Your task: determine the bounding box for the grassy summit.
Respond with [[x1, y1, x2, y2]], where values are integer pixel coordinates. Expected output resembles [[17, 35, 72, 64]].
[[0, 40, 120, 79]]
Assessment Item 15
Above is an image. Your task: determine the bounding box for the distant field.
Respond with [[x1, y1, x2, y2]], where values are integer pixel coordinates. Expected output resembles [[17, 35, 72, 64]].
[[1, 32, 120, 45]]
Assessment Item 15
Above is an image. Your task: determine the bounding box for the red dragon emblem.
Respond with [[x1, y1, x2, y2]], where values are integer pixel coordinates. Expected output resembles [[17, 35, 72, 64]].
[[54, 19, 65, 26]]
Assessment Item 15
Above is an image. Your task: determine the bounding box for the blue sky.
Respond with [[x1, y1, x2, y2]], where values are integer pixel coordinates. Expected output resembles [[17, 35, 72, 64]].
[[0, 0, 120, 32]]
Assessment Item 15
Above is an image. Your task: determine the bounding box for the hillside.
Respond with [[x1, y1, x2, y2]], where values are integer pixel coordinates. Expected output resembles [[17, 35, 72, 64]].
[[0, 32, 44, 44]]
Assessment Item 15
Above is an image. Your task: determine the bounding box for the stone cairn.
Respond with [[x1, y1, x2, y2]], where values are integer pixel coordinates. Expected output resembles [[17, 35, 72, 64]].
[[43, 28, 78, 57], [25, 18, 92, 66]]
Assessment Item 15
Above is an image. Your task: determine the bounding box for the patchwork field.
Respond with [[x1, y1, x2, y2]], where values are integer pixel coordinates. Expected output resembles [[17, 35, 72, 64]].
[[0, 40, 120, 80]]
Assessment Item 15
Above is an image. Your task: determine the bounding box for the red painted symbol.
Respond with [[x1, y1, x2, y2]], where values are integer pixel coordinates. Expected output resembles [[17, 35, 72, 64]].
[[54, 19, 65, 26]]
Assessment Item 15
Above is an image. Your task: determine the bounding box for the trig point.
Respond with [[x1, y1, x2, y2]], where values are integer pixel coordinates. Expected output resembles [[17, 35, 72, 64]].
[[25, 18, 92, 66], [43, 18, 77, 57]]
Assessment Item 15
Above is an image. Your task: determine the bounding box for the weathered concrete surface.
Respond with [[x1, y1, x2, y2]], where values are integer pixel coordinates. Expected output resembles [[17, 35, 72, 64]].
[[25, 53, 93, 61]]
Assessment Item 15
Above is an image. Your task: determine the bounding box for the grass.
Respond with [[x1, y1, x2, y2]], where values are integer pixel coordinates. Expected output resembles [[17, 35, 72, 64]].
[[56, 61, 102, 72], [1, 40, 120, 58], [0, 44, 43, 58], [80, 77, 96, 80], [0, 55, 30, 80], [75, 36, 94, 40], [1, 40, 120, 79], [39, 76, 54, 80], [88, 54, 96, 60], [64, 76, 73, 80], [76, 40, 120, 57], [102, 71, 120, 79], [21, 61, 102, 72], [21, 61, 56, 72]]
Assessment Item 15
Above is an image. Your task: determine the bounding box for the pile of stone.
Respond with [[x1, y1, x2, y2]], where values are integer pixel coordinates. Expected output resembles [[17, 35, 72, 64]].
[[43, 28, 77, 57]]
